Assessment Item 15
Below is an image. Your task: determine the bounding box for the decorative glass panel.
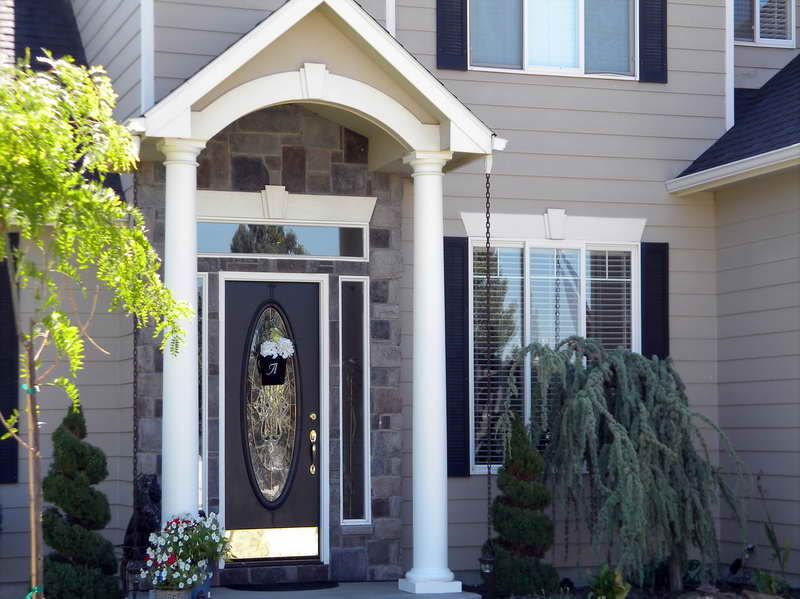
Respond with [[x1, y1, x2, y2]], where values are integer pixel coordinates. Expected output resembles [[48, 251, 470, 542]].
[[470, 0, 524, 68], [244, 305, 298, 505], [340, 280, 368, 521], [197, 222, 365, 258]]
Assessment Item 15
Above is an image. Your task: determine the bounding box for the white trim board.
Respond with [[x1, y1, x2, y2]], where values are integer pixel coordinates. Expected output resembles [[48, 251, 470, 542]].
[[461, 209, 646, 243], [197, 187, 377, 225], [666, 142, 800, 196], [217, 272, 331, 565]]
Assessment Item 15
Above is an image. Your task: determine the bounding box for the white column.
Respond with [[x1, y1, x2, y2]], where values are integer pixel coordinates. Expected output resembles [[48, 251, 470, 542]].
[[399, 151, 461, 595], [159, 138, 205, 521]]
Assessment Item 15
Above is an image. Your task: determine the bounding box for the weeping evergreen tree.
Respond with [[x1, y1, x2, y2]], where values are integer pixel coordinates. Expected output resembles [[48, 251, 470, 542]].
[[42, 404, 119, 598], [504, 337, 743, 592]]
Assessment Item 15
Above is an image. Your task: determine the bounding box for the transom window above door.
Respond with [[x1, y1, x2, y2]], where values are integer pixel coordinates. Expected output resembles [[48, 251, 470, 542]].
[[735, 0, 796, 46], [469, 0, 636, 76]]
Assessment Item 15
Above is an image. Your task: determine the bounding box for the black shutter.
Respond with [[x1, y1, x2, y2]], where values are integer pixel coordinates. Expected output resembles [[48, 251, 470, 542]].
[[639, 0, 668, 83], [444, 237, 470, 477], [641, 242, 669, 359], [437, 0, 468, 70], [0, 256, 18, 484]]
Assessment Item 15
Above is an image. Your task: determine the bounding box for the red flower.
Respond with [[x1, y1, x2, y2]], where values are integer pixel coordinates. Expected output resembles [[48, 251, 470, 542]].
[[166, 554, 177, 565]]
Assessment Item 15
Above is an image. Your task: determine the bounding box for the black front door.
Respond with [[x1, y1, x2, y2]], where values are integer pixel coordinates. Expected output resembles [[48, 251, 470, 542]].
[[225, 280, 321, 562]]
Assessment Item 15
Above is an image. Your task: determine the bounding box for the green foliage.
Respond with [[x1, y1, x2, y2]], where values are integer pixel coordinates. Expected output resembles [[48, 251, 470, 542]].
[[0, 53, 189, 437], [488, 415, 560, 597], [42, 405, 119, 598], [753, 474, 792, 597], [505, 337, 743, 585], [589, 565, 631, 599]]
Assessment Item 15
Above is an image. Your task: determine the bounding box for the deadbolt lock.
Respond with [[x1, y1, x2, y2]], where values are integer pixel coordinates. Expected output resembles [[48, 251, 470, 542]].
[[309, 412, 317, 421]]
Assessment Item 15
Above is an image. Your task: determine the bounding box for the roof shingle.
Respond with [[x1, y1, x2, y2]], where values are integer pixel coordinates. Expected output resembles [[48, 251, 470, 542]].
[[680, 54, 800, 177]]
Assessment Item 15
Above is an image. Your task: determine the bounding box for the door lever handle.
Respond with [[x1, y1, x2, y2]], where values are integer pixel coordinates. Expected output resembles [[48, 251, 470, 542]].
[[309, 429, 317, 475]]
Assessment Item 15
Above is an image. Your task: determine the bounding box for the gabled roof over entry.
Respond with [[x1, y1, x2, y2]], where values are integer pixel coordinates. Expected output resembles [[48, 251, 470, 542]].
[[133, 0, 503, 166]]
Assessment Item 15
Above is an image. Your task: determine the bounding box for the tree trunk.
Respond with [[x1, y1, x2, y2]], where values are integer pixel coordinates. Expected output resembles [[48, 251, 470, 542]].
[[668, 549, 683, 593], [25, 341, 43, 598]]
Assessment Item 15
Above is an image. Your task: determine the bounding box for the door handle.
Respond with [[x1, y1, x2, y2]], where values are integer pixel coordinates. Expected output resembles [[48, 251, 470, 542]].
[[309, 429, 317, 475]]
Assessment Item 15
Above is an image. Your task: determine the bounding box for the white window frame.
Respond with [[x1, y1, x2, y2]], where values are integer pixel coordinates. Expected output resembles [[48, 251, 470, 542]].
[[338, 276, 372, 526], [735, 0, 796, 47], [467, 238, 641, 474], [467, 0, 639, 80]]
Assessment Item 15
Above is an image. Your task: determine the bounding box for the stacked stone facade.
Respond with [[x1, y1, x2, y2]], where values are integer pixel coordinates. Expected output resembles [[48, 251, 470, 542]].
[[135, 105, 405, 584]]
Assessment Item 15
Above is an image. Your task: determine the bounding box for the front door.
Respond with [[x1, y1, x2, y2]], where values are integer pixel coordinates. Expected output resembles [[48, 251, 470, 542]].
[[224, 280, 321, 563]]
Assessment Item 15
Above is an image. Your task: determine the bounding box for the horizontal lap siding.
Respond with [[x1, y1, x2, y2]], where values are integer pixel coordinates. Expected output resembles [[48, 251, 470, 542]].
[[715, 169, 800, 580], [71, 0, 141, 120], [734, 0, 800, 88], [397, 0, 724, 573], [0, 281, 134, 585]]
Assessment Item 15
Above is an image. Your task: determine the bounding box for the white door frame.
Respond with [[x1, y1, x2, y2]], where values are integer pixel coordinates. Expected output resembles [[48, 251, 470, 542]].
[[217, 271, 331, 565]]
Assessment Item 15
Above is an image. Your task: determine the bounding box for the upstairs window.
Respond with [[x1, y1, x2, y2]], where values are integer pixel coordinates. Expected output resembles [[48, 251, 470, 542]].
[[469, 0, 636, 76], [735, 0, 795, 45]]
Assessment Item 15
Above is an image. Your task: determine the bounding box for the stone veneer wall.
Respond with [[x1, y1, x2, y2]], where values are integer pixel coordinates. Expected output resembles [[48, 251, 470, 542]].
[[134, 105, 405, 584]]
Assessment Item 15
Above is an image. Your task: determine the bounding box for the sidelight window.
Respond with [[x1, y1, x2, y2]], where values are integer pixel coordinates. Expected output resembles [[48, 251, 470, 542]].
[[469, 242, 639, 470], [339, 277, 371, 524]]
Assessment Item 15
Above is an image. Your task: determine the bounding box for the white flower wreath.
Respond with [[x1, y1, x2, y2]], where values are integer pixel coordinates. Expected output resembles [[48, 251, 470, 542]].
[[259, 329, 295, 359]]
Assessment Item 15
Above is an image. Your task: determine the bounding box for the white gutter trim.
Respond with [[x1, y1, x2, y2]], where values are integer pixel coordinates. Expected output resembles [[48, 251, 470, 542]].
[[666, 142, 800, 196], [385, 0, 396, 36]]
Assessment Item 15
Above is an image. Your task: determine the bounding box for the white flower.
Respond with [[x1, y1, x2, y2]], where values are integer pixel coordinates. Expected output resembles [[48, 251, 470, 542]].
[[146, 560, 153, 567], [179, 583, 184, 589], [260, 336, 294, 359]]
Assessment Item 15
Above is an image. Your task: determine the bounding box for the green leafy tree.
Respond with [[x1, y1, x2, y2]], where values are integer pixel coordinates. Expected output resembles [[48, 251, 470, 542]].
[[42, 405, 118, 598], [231, 224, 306, 255], [487, 415, 560, 597], [508, 337, 744, 591], [0, 54, 188, 598]]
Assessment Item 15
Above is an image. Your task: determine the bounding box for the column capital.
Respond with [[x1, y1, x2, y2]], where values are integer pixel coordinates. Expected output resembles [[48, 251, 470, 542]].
[[158, 138, 206, 165], [402, 150, 453, 175]]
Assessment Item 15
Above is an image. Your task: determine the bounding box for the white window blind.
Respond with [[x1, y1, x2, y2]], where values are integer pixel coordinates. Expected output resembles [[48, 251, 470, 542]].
[[472, 247, 525, 466], [471, 243, 637, 468], [759, 0, 791, 39]]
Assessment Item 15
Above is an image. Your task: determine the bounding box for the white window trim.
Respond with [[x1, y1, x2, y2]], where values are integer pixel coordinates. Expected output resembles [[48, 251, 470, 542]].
[[467, 238, 641, 474], [734, 0, 796, 47], [467, 0, 639, 80], [338, 276, 372, 526]]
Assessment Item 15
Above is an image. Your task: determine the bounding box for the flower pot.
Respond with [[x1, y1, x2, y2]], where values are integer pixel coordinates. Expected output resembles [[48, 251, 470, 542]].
[[155, 589, 193, 599], [257, 354, 287, 385]]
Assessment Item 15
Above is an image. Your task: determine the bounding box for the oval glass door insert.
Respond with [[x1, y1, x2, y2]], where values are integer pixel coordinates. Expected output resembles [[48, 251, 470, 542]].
[[244, 304, 298, 505]]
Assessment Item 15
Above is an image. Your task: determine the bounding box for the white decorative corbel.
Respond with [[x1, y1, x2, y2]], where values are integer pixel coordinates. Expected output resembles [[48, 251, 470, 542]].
[[299, 63, 328, 100], [261, 185, 290, 219], [544, 208, 567, 240]]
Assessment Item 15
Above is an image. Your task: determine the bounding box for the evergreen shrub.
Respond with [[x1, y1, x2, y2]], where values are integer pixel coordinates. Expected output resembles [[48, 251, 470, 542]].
[[488, 415, 560, 597], [42, 405, 119, 599]]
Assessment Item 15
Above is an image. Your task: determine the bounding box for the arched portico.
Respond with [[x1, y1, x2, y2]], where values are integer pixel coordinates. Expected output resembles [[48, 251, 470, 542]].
[[130, 1, 503, 593]]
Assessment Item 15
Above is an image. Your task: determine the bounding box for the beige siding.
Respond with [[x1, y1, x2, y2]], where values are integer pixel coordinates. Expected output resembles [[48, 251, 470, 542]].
[[0, 282, 134, 591], [394, 0, 725, 574], [70, 0, 141, 120], [734, 0, 800, 88], [715, 169, 800, 579]]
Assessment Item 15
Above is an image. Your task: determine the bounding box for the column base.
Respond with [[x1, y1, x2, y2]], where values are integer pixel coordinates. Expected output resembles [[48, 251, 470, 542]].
[[398, 578, 462, 594]]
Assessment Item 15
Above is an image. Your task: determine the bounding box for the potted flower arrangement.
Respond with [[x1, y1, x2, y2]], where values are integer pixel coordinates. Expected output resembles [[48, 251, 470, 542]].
[[139, 512, 229, 599], [257, 328, 295, 385]]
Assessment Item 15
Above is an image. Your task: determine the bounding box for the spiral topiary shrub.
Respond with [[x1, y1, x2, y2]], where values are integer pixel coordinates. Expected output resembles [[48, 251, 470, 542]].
[[42, 404, 120, 599], [488, 415, 559, 597]]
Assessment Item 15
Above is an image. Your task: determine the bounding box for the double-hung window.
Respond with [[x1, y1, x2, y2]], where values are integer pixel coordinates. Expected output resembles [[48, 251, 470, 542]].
[[469, 241, 639, 470], [735, 0, 796, 46], [468, 0, 636, 76]]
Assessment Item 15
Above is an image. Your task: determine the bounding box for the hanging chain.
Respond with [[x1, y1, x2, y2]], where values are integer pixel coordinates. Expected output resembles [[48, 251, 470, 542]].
[[484, 170, 493, 547]]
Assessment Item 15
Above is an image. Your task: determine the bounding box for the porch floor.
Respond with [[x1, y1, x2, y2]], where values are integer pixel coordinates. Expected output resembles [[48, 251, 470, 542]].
[[210, 582, 480, 599]]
